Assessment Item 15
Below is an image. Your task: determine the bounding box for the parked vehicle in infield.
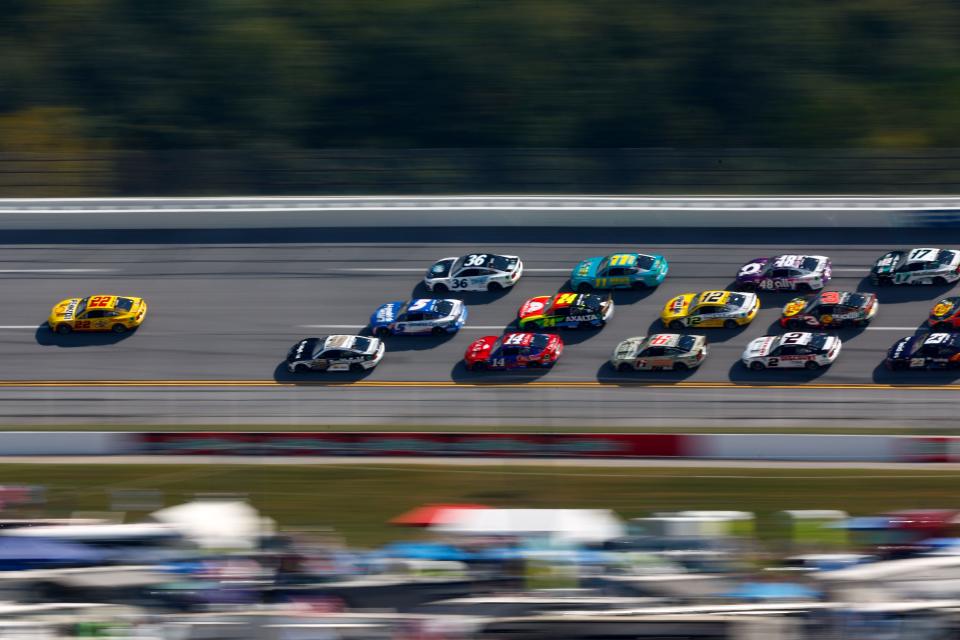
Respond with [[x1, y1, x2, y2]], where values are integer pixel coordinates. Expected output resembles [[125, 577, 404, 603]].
[[47, 295, 147, 334], [735, 254, 832, 291], [369, 299, 467, 336], [286, 335, 385, 373], [424, 253, 522, 292], [780, 290, 878, 329], [517, 292, 614, 330], [741, 332, 841, 371], [569, 252, 668, 292], [463, 332, 563, 371], [929, 297, 960, 331], [885, 332, 960, 370], [660, 290, 760, 329], [610, 333, 708, 372], [871, 248, 960, 286]]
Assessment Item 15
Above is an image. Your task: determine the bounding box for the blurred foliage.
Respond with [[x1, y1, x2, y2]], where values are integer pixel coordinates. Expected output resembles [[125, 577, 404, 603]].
[[3, 0, 960, 150]]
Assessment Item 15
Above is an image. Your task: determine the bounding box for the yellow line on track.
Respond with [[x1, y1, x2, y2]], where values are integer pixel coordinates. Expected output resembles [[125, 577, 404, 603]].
[[0, 380, 958, 391]]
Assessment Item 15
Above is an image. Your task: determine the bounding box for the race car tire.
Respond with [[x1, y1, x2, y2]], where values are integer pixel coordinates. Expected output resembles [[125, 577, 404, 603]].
[[469, 362, 486, 371], [431, 326, 445, 336], [577, 283, 593, 293], [736, 282, 755, 292], [617, 363, 633, 372], [55, 324, 72, 335], [797, 283, 812, 292], [374, 327, 391, 337], [111, 324, 127, 334], [786, 319, 803, 330], [749, 361, 765, 371], [935, 277, 949, 286], [932, 322, 950, 331], [487, 282, 503, 292], [841, 319, 854, 328], [433, 283, 449, 293], [631, 281, 647, 290], [293, 363, 310, 373], [668, 320, 685, 330], [350, 364, 364, 373], [723, 319, 738, 329], [673, 362, 688, 371], [876, 277, 892, 287], [804, 360, 820, 370]]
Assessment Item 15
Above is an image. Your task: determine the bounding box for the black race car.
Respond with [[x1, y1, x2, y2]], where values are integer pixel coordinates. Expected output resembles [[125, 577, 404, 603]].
[[885, 332, 960, 370]]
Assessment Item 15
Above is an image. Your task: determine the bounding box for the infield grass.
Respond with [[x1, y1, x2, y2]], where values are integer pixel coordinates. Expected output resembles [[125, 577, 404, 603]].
[[4, 462, 960, 546]]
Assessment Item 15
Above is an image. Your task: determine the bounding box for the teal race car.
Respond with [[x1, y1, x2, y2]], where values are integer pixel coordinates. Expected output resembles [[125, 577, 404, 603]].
[[569, 253, 668, 292]]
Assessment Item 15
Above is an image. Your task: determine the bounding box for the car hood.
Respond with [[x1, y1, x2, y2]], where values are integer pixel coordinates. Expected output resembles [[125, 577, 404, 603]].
[[371, 301, 405, 326], [518, 295, 552, 320], [613, 338, 645, 360], [744, 336, 777, 359], [50, 298, 84, 321], [736, 257, 770, 283], [782, 297, 807, 318], [932, 298, 960, 320], [464, 335, 499, 362], [662, 293, 696, 320], [427, 258, 456, 280], [572, 257, 603, 281], [887, 336, 918, 360]]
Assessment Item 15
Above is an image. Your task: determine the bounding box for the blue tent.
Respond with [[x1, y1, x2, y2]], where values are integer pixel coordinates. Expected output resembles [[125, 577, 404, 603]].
[[0, 536, 108, 570]]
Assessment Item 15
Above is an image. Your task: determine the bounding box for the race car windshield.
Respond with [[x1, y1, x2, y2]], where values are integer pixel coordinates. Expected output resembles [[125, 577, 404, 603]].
[[726, 293, 746, 307], [635, 255, 655, 270], [801, 257, 821, 271], [75, 299, 88, 316], [576, 296, 604, 311], [676, 335, 697, 352], [352, 337, 373, 352], [938, 250, 956, 264], [115, 297, 135, 312], [808, 334, 830, 350], [846, 293, 867, 308], [433, 300, 455, 316], [530, 335, 550, 350]]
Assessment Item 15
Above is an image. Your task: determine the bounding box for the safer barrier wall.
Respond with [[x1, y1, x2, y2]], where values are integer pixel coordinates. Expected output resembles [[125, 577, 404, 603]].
[[1, 431, 959, 462]]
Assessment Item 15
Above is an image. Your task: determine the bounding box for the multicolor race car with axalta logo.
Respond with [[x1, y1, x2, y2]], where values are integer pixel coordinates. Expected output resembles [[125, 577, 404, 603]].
[[780, 291, 878, 329], [929, 297, 960, 331], [463, 332, 563, 371], [741, 332, 841, 371], [660, 290, 759, 329], [48, 295, 147, 334], [610, 333, 708, 372], [569, 252, 668, 292], [736, 254, 832, 291], [517, 292, 614, 330]]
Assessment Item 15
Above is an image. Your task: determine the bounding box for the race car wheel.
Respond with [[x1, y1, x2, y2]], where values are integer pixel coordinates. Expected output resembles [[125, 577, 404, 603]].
[[668, 320, 685, 330], [293, 363, 310, 373], [374, 327, 390, 337], [631, 281, 647, 290], [431, 326, 445, 336], [469, 362, 487, 371], [673, 362, 688, 371], [935, 277, 949, 286], [433, 283, 449, 293], [577, 283, 593, 293], [786, 319, 802, 330], [350, 363, 364, 373], [804, 360, 820, 370], [111, 323, 127, 334], [487, 282, 503, 292], [841, 319, 854, 328], [749, 361, 765, 371], [55, 324, 72, 335], [617, 363, 633, 372], [723, 319, 738, 329], [797, 283, 811, 292], [876, 277, 892, 287]]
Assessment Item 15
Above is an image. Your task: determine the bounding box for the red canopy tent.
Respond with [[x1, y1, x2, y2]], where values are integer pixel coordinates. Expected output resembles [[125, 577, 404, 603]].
[[390, 503, 488, 527]]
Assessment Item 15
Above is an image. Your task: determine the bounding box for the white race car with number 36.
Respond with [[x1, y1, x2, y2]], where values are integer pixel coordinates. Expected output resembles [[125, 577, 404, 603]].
[[424, 253, 523, 293], [741, 332, 841, 371]]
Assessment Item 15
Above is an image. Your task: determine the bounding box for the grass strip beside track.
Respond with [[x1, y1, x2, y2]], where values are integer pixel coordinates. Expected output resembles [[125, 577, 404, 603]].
[[5, 463, 960, 546]]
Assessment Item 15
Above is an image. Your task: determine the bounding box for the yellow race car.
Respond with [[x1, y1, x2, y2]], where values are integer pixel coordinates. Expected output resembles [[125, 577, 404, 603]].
[[661, 290, 759, 329], [48, 295, 147, 334]]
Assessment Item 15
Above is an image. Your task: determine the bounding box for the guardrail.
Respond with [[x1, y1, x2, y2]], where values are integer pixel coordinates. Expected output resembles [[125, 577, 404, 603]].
[[2, 196, 960, 228]]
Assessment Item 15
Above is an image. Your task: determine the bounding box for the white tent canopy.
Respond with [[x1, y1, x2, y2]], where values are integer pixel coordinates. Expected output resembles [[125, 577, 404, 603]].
[[152, 500, 263, 550], [432, 508, 624, 543]]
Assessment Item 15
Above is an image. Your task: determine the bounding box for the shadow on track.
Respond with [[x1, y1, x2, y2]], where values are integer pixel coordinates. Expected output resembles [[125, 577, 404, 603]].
[[857, 276, 958, 304], [371, 331, 458, 353], [449, 360, 552, 384], [595, 361, 698, 383], [409, 282, 513, 306], [871, 360, 960, 384], [35, 324, 137, 347], [644, 318, 750, 344], [272, 361, 375, 384], [728, 359, 830, 383]]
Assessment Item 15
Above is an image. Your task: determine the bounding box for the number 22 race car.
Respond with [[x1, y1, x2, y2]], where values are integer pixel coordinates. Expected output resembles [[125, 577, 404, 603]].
[[48, 295, 147, 334]]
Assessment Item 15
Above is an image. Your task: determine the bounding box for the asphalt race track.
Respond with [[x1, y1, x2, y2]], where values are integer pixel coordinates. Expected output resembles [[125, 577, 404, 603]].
[[5, 223, 960, 426]]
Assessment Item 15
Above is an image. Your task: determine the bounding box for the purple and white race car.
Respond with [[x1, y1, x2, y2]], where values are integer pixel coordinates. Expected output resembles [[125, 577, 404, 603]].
[[735, 254, 832, 292]]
